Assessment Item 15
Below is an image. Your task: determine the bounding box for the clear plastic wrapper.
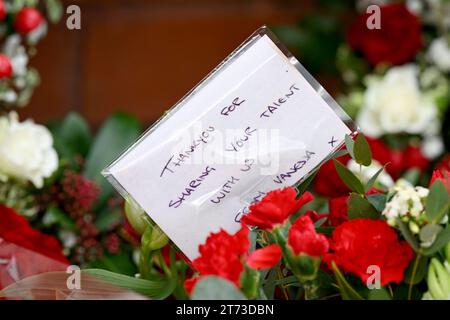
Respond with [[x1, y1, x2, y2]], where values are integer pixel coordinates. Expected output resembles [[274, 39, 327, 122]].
[[102, 26, 356, 261], [0, 237, 146, 300]]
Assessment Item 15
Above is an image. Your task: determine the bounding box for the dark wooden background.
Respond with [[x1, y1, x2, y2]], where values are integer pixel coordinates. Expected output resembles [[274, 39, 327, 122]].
[[22, 0, 325, 126]]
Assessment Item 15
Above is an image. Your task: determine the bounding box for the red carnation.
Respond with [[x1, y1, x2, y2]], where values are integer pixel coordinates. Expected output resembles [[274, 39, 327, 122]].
[[288, 215, 328, 257], [0, 0, 6, 21], [184, 226, 281, 294], [328, 196, 349, 227], [241, 188, 313, 230], [247, 244, 282, 270], [347, 3, 422, 66], [14, 7, 44, 34], [324, 219, 414, 286], [0, 54, 12, 79]]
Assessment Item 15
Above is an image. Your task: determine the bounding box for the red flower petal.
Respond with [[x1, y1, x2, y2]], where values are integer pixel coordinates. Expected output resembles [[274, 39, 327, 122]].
[[247, 244, 282, 270]]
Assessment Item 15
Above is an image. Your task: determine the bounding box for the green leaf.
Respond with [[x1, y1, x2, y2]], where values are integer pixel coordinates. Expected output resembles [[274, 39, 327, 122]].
[[84, 269, 175, 299], [404, 254, 428, 285], [51, 112, 92, 164], [87, 252, 137, 276], [191, 276, 247, 300], [262, 266, 278, 300], [95, 207, 123, 233], [353, 134, 372, 166], [423, 226, 450, 256], [366, 193, 387, 213], [426, 180, 450, 224], [295, 170, 318, 195], [347, 193, 379, 219], [402, 169, 421, 185], [368, 287, 391, 300], [344, 134, 354, 159], [44, 0, 63, 23], [42, 206, 76, 230], [331, 149, 349, 159], [365, 166, 386, 192], [397, 219, 420, 252], [240, 267, 260, 299], [84, 113, 141, 206], [333, 160, 365, 194], [419, 224, 444, 246], [330, 261, 364, 300]]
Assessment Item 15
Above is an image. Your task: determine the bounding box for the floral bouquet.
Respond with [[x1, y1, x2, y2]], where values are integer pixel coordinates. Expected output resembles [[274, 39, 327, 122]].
[[1, 0, 450, 301]]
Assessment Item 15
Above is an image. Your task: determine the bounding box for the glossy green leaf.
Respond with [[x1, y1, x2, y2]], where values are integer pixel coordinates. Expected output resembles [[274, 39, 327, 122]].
[[333, 160, 365, 194]]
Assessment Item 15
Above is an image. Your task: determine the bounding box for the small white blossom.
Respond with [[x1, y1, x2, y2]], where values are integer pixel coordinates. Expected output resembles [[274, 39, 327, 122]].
[[428, 37, 450, 72], [382, 180, 429, 225]]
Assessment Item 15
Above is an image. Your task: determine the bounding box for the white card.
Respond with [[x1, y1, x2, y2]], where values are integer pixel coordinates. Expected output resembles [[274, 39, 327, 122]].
[[103, 28, 353, 260]]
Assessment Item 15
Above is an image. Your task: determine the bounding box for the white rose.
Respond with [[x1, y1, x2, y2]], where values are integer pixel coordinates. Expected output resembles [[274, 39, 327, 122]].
[[0, 112, 58, 188], [427, 37, 450, 72], [357, 65, 438, 138]]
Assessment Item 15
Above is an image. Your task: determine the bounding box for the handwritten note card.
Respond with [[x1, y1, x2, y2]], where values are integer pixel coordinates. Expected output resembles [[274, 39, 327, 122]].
[[103, 29, 353, 260]]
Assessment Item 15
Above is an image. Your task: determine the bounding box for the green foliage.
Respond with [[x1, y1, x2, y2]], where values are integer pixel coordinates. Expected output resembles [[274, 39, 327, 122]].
[[397, 219, 420, 252], [50, 112, 92, 168], [191, 276, 247, 300], [347, 193, 379, 219], [84, 269, 176, 299], [333, 159, 365, 194], [426, 180, 450, 224], [42, 206, 76, 230], [353, 134, 372, 166], [423, 226, 450, 256], [273, 14, 343, 74], [84, 113, 141, 207], [404, 254, 428, 285], [43, 0, 63, 23], [330, 261, 364, 300]]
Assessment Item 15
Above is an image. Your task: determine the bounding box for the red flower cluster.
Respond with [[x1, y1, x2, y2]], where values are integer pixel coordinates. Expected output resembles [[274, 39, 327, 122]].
[[288, 215, 328, 257], [0, 205, 68, 264], [324, 219, 414, 286], [184, 226, 281, 295], [347, 3, 422, 66], [241, 188, 313, 230]]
